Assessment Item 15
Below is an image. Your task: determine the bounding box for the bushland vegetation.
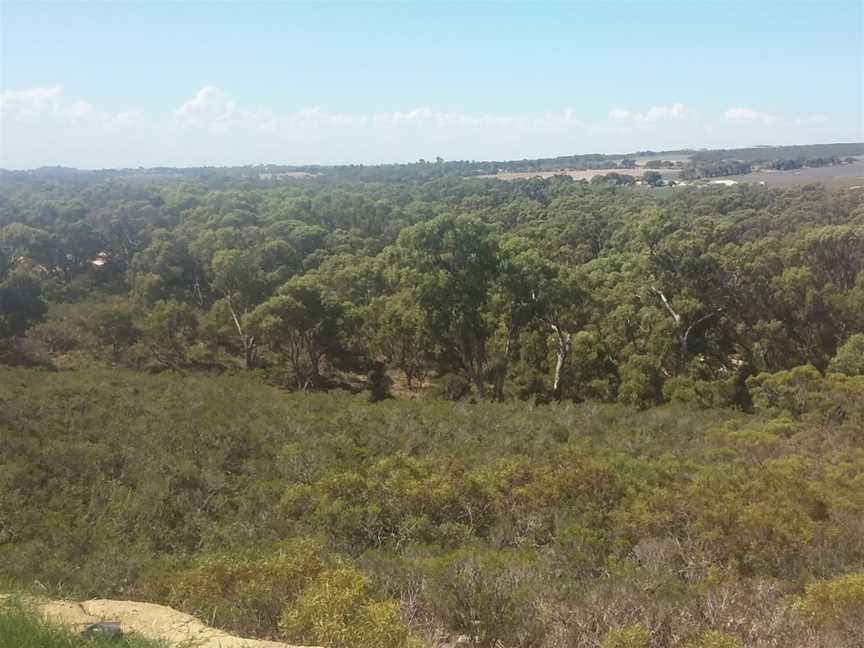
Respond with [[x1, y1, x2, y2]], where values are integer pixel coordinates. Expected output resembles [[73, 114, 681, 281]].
[[1, 168, 863, 646], [1, 367, 862, 646]]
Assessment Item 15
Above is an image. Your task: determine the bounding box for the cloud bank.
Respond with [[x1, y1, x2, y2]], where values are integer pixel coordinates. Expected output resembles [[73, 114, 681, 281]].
[[608, 102, 686, 124], [0, 86, 850, 169]]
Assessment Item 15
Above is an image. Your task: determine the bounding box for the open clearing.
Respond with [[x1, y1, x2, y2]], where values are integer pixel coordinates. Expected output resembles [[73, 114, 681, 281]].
[[708, 160, 864, 187], [475, 166, 682, 181], [474, 160, 864, 187], [1, 595, 320, 648]]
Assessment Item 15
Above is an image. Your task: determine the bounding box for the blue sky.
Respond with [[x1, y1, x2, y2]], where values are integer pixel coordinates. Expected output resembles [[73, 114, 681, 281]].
[[1, 1, 862, 168]]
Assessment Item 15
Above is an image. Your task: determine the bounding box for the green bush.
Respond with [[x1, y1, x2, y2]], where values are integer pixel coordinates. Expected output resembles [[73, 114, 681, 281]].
[[829, 334, 864, 376], [618, 355, 664, 409], [435, 373, 472, 401], [419, 548, 552, 648], [278, 567, 414, 648], [798, 571, 864, 628], [166, 537, 325, 637], [601, 624, 651, 648]]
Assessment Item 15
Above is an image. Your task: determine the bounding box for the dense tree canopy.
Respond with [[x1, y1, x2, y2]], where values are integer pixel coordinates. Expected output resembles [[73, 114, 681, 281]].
[[2, 171, 864, 403]]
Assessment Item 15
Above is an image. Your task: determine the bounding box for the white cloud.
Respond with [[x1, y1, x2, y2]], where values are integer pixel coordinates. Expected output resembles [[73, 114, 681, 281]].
[[644, 103, 685, 123], [608, 108, 632, 123], [723, 107, 778, 125], [370, 106, 583, 132], [608, 103, 686, 124], [285, 106, 365, 130], [375, 107, 478, 128], [0, 85, 854, 169], [174, 86, 277, 133], [174, 85, 232, 124], [0, 86, 141, 128], [172, 88, 585, 138], [0, 86, 63, 121]]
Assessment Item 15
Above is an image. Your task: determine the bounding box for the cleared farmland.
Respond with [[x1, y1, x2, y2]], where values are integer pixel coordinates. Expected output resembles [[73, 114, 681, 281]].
[[706, 159, 864, 187], [474, 166, 682, 181]]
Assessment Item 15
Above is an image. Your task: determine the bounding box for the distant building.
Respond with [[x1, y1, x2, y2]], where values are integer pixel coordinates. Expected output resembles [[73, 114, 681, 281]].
[[709, 179, 738, 186], [90, 252, 109, 267]]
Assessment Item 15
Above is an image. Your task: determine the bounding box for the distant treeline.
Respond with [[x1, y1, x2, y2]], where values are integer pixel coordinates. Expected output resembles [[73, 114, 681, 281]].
[[691, 143, 864, 163], [769, 156, 850, 170], [681, 160, 753, 179], [682, 151, 858, 180], [1, 143, 860, 186]]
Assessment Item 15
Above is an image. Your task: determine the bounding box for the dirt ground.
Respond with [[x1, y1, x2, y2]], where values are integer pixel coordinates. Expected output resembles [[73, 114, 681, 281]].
[[2, 595, 322, 648]]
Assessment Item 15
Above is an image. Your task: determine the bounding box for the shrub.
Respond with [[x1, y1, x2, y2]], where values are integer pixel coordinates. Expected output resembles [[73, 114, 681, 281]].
[[435, 373, 472, 401], [601, 624, 651, 648], [798, 571, 864, 629], [167, 537, 325, 637], [420, 549, 552, 648], [829, 334, 864, 376], [618, 355, 663, 409], [278, 567, 413, 648], [24, 320, 81, 354]]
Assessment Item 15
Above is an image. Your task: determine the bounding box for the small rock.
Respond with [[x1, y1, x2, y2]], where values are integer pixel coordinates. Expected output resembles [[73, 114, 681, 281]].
[[82, 621, 123, 638]]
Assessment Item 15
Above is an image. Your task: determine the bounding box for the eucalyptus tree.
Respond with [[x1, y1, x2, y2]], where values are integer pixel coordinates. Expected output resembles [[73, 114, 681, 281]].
[[248, 275, 345, 389], [394, 214, 498, 398]]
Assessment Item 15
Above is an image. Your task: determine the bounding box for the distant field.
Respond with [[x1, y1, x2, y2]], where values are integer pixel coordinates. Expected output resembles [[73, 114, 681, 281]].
[[708, 160, 864, 187], [632, 153, 692, 165], [258, 171, 315, 179], [476, 166, 682, 181], [477, 160, 864, 187]]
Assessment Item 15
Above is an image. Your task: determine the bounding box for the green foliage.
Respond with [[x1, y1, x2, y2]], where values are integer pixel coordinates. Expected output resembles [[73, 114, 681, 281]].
[[365, 290, 431, 388], [798, 572, 864, 628], [2, 170, 864, 648], [89, 304, 140, 361], [248, 275, 345, 387], [0, 367, 862, 646], [829, 333, 864, 375], [25, 319, 82, 354], [395, 214, 498, 396], [618, 355, 663, 408], [748, 366, 864, 428], [2, 175, 864, 403], [278, 567, 412, 648], [166, 537, 326, 638], [601, 624, 651, 648], [420, 548, 552, 648], [141, 299, 198, 369], [562, 330, 618, 401], [434, 372, 472, 400], [367, 361, 393, 402], [0, 272, 46, 339]]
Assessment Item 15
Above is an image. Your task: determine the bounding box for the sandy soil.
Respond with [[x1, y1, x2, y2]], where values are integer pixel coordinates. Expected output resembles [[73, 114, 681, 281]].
[[2, 595, 322, 648]]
